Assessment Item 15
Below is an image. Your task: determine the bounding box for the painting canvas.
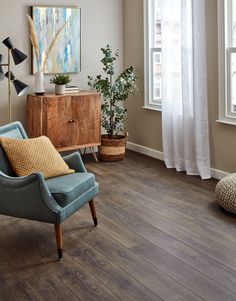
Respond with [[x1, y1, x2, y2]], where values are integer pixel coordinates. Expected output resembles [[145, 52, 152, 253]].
[[31, 6, 81, 74]]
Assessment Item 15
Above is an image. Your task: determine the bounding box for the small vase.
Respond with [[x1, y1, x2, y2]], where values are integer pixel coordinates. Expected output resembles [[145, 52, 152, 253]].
[[55, 84, 65, 95], [34, 71, 45, 95]]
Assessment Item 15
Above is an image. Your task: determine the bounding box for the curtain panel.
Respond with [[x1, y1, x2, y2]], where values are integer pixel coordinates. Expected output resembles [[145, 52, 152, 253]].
[[161, 0, 211, 179]]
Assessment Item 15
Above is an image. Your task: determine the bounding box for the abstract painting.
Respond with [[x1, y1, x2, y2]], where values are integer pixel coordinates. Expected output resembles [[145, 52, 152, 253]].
[[31, 6, 81, 74]]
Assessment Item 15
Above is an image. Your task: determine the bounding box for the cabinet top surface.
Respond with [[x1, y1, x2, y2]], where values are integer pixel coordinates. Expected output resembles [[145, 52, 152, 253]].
[[28, 90, 100, 98]]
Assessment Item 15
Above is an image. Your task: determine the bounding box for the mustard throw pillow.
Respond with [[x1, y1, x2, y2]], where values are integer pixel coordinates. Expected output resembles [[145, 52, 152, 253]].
[[0, 136, 75, 179]]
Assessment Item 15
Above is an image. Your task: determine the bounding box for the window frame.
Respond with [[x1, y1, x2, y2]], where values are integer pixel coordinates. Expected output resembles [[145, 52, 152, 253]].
[[144, 0, 162, 111], [218, 0, 236, 124]]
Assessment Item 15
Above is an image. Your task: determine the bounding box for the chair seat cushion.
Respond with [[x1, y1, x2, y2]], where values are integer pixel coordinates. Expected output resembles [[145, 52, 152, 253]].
[[46, 172, 96, 207]]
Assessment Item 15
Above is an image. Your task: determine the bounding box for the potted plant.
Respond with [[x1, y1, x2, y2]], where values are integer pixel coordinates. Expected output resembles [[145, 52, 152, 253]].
[[88, 45, 138, 161], [50, 73, 71, 95]]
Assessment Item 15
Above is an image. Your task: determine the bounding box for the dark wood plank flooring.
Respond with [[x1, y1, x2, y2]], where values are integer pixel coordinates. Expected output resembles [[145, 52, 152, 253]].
[[0, 150, 236, 301]]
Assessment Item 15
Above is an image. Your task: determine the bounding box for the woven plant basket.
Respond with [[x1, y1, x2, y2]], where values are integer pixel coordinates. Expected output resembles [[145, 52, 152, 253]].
[[99, 134, 127, 162]]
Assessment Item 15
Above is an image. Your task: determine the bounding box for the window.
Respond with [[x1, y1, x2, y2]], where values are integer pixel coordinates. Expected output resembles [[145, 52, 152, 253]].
[[218, 0, 236, 124], [154, 52, 161, 64], [144, 0, 162, 110], [154, 75, 161, 100]]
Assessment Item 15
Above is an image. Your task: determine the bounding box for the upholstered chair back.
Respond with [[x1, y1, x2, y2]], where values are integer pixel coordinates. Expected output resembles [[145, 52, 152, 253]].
[[0, 122, 28, 176]]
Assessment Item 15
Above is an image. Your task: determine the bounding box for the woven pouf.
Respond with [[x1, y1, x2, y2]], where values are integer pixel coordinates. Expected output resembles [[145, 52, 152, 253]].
[[215, 173, 236, 214]]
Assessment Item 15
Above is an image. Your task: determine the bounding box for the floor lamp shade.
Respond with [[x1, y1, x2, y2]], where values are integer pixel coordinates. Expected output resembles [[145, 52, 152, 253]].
[[2, 37, 14, 49], [2, 37, 27, 65], [0, 55, 5, 81], [5, 71, 29, 96], [1, 37, 29, 122], [13, 80, 29, 96], [11, 48, 28, 65], [5, 71, 15, 80], [0, 67, 4, 81]]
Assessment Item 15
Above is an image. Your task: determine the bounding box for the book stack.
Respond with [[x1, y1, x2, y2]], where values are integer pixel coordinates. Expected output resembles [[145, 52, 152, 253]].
[[65, 85, 80, 94]]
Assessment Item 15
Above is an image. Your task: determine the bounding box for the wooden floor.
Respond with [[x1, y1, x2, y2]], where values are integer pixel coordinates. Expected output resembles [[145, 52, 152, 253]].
[[0, 150, 236, 301]]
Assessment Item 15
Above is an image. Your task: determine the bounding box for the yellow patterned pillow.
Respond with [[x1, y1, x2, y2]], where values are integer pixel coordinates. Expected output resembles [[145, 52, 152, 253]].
[[0, 136, 75, 179]]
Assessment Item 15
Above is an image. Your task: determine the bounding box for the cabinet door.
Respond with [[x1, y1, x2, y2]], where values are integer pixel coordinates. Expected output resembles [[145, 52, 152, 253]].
[[43, 96, 77, 148], [72, 94, 101, 146]]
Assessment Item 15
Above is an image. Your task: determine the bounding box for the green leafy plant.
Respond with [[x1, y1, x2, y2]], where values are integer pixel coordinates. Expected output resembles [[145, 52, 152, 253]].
[[88, 45, 138, 139], [50, 73, 71, 85]]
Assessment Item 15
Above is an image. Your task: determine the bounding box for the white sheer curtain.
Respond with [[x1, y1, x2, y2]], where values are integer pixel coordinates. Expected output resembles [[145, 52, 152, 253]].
[[161, 0, 211, 179]]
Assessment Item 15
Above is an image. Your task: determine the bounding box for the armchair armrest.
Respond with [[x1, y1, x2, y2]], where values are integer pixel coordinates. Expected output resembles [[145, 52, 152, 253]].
[[0, 171, 63, 224], [62, 152, 87, 173]]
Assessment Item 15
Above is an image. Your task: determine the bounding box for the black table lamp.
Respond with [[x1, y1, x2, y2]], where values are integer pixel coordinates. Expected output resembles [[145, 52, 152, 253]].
[[0, 37, 29, 122]]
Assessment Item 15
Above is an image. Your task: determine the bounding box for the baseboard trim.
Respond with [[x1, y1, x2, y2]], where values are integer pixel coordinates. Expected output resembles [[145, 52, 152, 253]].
[[127, 141, 228, 180], [210, 168, 229, 180], [127, 142, 164, 161]]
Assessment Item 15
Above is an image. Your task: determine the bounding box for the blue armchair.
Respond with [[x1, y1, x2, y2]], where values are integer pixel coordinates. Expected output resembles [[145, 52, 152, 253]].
[[0, 122, 99, 260]]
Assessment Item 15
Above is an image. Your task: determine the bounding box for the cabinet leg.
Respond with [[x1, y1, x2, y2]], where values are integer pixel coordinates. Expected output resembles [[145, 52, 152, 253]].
[[89, 147, 98, 163]]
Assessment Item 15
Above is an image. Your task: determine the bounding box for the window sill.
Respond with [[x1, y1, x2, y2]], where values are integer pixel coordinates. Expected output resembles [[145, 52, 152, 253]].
[[216, 119, 236, 126], [142, 105, 162, 112]]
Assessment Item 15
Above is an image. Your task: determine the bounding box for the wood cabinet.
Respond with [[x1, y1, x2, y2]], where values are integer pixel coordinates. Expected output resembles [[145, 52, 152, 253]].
[[27, 91, 101, 152]]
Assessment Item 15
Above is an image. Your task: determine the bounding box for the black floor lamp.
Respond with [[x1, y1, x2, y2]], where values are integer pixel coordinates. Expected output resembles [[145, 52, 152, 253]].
[[0, 37, 29, 122]]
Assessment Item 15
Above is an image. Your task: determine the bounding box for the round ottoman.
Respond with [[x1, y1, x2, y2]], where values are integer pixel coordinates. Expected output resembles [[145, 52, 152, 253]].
[[215, 173, 236, 214]]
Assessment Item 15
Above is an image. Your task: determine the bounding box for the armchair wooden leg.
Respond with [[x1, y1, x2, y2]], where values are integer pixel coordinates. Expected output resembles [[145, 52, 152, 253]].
[[54, 224, 63, 260], [89, 199, 98, 226]]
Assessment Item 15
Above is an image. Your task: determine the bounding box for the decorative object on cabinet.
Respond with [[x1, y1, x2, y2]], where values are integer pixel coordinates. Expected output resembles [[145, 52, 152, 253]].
[[50, 73, 72, 95], [0, 37, 29, 122], [27, 92, 101, 162], [65, 85, 80, 94], [27, 14, 45, 94], [88, 45, 138, 161], [30, 6, 81, 74], [34, 71, 45, 95]]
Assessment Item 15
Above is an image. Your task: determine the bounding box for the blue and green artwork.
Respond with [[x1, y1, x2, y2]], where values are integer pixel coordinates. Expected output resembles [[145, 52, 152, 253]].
[[32, 6, 81, 74]]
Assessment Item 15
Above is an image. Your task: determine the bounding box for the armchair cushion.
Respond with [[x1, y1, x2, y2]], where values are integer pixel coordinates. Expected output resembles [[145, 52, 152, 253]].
[[0, 136, 75, 179], [46, 172, 96, 207]]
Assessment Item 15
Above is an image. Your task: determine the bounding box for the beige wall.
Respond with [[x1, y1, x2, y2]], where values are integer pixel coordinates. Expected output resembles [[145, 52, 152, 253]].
[[124, 0, 236, 173], [124, 0, 163, 152], [0, 0, 123, 126]]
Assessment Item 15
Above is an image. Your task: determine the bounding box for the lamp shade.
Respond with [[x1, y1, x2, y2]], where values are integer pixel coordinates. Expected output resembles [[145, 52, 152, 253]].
[[5, 71, 15, 80], [2, 37, 14, 49], [0, 54, 5, 81], [0, 67, 4, 81], [11, 48, 27, 65], [5, 71, 29, 96], [13, 79, 29, 96], [2, 37, 27, 65]]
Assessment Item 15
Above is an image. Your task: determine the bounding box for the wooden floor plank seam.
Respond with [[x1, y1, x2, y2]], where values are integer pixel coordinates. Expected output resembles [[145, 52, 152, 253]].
[[76, 207, 235, 301], [96, 196, 236, 295], [0, 150, 236, 301], [76, 222, 207, 301]]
